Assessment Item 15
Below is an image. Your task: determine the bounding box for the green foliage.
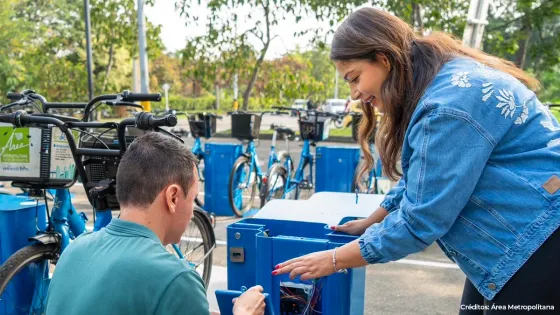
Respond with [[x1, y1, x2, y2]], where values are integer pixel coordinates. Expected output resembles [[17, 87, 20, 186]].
[[0, 0, 163, 104], [176, 0, 363, 110]]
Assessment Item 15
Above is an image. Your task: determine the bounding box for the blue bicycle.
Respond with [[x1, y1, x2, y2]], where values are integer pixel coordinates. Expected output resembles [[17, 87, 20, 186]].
[[258, 122, 296, 207], [0, 91, 215, 314], [259, 107, 339, 207], [348, 111, 381, 194], [155, 110, 222, 191], [227, 110, 292, 216]]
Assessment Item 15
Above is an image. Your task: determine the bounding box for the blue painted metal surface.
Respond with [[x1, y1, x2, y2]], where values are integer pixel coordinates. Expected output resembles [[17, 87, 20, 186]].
[[227, 218, 366, 315], [204, 143, 243, 216], [315, 146, 361, 193]]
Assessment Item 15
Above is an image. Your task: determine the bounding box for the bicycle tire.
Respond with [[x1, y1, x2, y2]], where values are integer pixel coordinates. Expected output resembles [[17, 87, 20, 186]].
[[173, 208, 214, 289], [228, 156, 257, 217], [334, 117, 344, 129], [0, 243, 58, 314], [260, 163, 288, 208], [295, 159, 313, 200], [196, 156, 205, 183]]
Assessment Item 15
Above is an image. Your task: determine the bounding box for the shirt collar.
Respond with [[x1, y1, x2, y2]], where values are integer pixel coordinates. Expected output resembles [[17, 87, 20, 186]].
[[106, 218, 162, 243]]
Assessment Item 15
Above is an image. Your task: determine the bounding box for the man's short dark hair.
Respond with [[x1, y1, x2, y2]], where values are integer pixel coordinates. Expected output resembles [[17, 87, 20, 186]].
[[116, 132, 197, 208]]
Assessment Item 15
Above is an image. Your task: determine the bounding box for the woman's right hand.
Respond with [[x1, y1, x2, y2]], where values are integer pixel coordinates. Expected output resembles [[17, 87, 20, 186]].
[[331, 207, 389, 236], [232, 285, 266, 315], [331, 218, 371, 235]]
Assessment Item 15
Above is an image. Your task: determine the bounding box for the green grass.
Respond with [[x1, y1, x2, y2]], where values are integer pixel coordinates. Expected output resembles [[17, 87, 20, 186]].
[[551, 108, 560, 121], [329, 127, 352, 137]]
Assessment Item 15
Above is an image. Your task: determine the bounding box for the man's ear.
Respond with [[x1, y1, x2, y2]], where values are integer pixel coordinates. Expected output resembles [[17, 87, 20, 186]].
[[165, 184, 181, 214]]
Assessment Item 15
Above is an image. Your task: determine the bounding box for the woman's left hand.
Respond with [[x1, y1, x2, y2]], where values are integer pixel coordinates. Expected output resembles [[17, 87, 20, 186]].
[[272, 250, 334, 281]]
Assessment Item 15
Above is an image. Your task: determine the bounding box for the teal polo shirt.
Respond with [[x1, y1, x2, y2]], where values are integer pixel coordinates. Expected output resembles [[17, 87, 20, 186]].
[[46, 218, 209, 315]]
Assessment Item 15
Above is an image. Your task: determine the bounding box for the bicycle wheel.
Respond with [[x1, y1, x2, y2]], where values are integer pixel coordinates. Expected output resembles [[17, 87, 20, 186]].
[[334, 117, 344, 129], [352, 159, 372, 193], [228, 156, 258, 217], [196, 157, 205, 183], [295, 160, 314, 200], [169, 208, 214, 289], [0, 243, 57, 315], [260, 163, 288, 208]]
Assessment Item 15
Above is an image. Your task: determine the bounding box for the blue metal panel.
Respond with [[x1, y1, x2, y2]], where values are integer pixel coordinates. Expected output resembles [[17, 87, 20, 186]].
[[204, 143, 243, 216], [315, 146, 361, 193], [226, 218, 366, 315], [0, 195, 47, 315]]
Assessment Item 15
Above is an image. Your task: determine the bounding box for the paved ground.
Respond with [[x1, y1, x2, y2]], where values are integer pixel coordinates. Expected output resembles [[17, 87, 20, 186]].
[[0, 116, 467, 314]]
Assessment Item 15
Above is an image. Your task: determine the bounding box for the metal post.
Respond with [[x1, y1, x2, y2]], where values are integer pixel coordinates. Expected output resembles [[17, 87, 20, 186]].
[[84, 0, 94, 100], [162, 83, 170, 112], [334, 68, 339, 99], [137, 0, 149, 94], [462, 0, 490, 49]]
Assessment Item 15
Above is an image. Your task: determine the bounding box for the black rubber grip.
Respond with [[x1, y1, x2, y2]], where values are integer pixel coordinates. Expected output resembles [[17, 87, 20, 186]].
[[135, 112, 177, 130], [7, 93, 23, 101], [121, 90, 161, 102]]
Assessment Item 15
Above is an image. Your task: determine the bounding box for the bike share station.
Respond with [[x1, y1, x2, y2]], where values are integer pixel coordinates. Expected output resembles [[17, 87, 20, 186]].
[[0, 92, 392, 315], [201, 109, 391, 315]]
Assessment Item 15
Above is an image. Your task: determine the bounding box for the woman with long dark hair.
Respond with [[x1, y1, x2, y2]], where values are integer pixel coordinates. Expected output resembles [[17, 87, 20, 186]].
[[274, 7, 560, 313]]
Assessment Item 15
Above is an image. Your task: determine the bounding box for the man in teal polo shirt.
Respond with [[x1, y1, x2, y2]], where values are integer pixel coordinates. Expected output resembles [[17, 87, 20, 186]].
[[46, 132, 265, 315]]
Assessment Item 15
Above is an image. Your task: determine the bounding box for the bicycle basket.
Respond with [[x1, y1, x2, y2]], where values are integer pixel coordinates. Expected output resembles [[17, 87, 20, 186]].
[[188, 114, 217, 138], [299, 115, 330, 142], [0, 123, 78, 188], [351, 114, 375, 143], [231, 113, 261, 140], [81, 127, 146, 210]]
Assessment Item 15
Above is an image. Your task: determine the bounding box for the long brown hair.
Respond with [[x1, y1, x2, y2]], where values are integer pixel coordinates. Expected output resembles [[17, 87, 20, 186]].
[[330, 7, 540, 181]]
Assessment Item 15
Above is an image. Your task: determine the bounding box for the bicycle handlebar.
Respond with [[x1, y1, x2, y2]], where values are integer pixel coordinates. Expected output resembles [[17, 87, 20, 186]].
[[121, 90, 161, 102], [7, 92, 23, 100], [271, 106, 341, 118], [117, 112, 177, 152]]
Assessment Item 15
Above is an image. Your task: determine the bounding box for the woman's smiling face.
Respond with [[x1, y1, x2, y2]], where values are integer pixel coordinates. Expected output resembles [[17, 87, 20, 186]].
[[334, 54, 391, 113]]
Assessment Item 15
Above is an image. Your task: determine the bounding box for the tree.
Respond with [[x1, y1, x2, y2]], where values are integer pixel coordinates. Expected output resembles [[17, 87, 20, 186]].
[[371, 0, 469, 36], [0, 0, 164, 104], [176, 0, 363, 110]]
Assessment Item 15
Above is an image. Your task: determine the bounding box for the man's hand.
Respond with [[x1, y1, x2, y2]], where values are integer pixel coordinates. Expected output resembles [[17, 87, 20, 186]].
[[232, 285, 266, 315]]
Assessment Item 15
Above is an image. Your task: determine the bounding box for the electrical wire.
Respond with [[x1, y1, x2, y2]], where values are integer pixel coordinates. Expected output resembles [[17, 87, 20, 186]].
[[89, 126, 117, 150], [69, 128, 111, 150], [82, 102, 104, 122]]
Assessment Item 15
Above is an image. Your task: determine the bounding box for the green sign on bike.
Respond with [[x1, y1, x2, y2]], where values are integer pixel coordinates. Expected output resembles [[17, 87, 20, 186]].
[[0, 126, 30, 163]]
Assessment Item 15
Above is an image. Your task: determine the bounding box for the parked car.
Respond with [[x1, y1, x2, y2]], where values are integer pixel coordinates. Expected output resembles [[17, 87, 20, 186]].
[[291, 99, 307, 116], [323, 98, 347, 114]]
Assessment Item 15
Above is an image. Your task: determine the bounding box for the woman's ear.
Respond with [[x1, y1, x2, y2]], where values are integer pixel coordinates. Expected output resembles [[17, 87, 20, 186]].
[[377, 53, 391, 71]]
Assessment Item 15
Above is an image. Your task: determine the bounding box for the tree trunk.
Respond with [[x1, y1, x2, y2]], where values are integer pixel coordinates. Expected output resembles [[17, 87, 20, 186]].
[[411, 2, 424, 33], [101, 43, 115, 93], [515, 26, 532, 69], [242, 47, 267, 110], [242, 0, 271, 110]]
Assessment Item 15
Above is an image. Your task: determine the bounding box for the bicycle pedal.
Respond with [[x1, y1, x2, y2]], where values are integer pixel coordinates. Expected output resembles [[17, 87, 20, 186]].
[[298, 181, 313, 189]]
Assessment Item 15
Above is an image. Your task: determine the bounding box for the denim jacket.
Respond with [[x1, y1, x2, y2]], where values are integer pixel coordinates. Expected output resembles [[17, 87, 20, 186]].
[[359, 57, 560, 300]]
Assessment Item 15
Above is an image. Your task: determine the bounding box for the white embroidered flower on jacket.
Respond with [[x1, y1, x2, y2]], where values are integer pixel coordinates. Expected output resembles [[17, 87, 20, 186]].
[[451, 72, 472, 88], [496, 89, 517, 119], [548, 139, 560, 148]]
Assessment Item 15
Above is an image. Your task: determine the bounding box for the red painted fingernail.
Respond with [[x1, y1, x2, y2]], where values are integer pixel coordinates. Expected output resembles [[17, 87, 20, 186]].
[[330, 226, 336, 230], [275, 265, 280, 269], [272, 270, 278, 275]]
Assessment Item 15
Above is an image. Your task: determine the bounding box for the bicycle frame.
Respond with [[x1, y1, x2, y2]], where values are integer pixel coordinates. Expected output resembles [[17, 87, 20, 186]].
[[284, 139, 313, 196], [192, 136, 205, 179], [245, 141, 264, 186]]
